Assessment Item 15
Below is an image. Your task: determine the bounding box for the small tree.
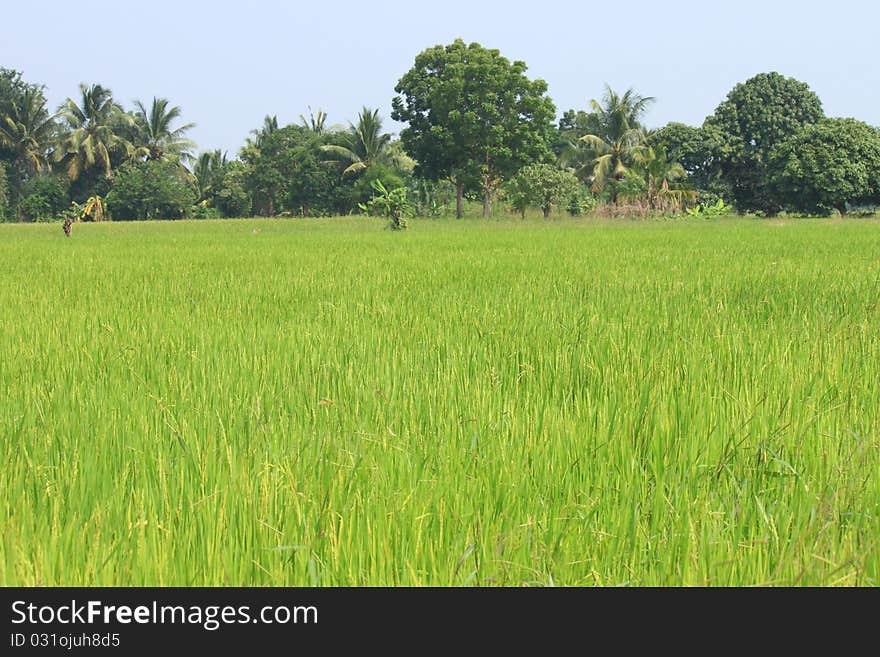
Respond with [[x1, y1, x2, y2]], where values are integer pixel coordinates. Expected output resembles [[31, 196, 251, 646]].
[[105, 160, 195, 220], [505, 164, 581, 218], [358, 179, 412, 230], [64, 195, 105, 221]]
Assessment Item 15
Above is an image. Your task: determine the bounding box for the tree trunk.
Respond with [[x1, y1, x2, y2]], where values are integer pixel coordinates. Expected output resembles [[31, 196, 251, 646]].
[[836, 203, 847, 216], [15, 159, 24, 222], [455, 181, 464, 218], [482, 188, 491, 218], [542, 203, 551, 219]]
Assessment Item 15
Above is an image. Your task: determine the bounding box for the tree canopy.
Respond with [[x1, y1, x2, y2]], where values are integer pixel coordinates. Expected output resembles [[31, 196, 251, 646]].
[[768, 118, 880, 215], [393, 39, 557, 217], [1, 58, 878, 223], [706, 72, 824, 214]]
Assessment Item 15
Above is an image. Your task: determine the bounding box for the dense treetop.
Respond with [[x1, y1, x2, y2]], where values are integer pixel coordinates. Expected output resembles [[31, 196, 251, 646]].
[[392, 39, 557, 217]]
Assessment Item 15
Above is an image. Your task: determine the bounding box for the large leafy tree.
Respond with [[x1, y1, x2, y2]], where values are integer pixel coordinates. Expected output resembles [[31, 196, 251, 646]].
[[768, 118, 880, 215], [705, 72, 824, 214], [393, 39, 556, 217], [132, 97, 195, 163], [0, 87, 56, 219], [56, 83, 130, 182], [577, 85, 654, 203]]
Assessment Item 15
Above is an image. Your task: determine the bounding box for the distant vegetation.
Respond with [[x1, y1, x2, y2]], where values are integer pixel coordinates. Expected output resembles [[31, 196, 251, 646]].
[[2, 41, 879, 223]]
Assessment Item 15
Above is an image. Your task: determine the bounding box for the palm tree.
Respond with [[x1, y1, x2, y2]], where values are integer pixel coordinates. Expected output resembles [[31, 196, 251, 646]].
[[630, 145, 695, 211], [300, 106, 327, 134], [249, 114, 278, 149], [193, 149, 227, 202], [579, 85, 655, 203], [0, 87, 56, 219], [132, 97, 195, 163], [638, 145, 686, 200], [56, 83, 129, 181], [321, 107, 393, 176]]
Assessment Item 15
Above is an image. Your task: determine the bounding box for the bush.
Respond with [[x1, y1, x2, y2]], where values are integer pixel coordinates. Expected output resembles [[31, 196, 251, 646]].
[[504, 164, 581, 218], [191, 203, 222, 219], [359, 179, 412, 230], [408, 178, 456, 218], [216, 161, 252, 217], [20, 174, 70, 222], [685, 198, 731, 218], [566, 186, 597, 216], [106, 160, 196, 220], [352, 164, 405, 210]]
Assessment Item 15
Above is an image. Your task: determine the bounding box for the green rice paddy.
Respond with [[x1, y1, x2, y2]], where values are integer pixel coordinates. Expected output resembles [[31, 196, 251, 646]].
[[1, 216, 878, 586]]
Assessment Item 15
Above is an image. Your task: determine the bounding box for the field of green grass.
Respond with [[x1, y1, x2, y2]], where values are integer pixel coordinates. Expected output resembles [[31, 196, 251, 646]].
[[1, 216, 878, 586]]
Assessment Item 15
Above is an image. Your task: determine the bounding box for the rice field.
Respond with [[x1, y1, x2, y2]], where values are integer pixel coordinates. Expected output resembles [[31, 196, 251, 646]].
[[1, 216, 878, 586]]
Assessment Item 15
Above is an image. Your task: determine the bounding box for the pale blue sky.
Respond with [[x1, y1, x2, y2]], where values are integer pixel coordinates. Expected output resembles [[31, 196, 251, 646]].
[[2, 0, 877, 156]]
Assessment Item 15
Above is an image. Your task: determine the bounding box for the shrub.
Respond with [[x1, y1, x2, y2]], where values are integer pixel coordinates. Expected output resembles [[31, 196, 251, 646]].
[[20, 174, 70, 222], [106, 160, 196, 220], [358, 179, 412, 230]]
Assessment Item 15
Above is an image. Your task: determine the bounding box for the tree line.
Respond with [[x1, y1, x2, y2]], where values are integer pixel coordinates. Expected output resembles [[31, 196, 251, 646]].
[[2, 39, 879, 223]]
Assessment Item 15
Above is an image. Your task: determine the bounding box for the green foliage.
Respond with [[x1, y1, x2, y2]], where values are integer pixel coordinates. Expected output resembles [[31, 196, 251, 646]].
[[62, 195, 106, 223], [56, 83, 131, 184], [286, 142, 349, 217], [193, 150, 227, 202], [706, 72, 824, 214], [565, 185, 597, 216], [350, 163, 404, 209], [574, 86, 654, 203], [358, 178, 412, 230], [393, 39, 557, 217], [189, 203, 221, 219], [768, 118, 880, 215], [0, 68, 42, 164], [215, 160, 252, 218], [0, 84, 57, 220], [0, 68, 27, 116], [505, 164, 581, 218], [649, 122, 729, 199], [408, 178, 456, 217], [0, 162, 7, 220], [132, 97, 195, 164], [105, 160, 196, 220], [320, 107, 394, 177], [685, 198, 730, 218], [19, 174, 70, 222], [241, 124, 328, 216], [629, 145, 697, 212]]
